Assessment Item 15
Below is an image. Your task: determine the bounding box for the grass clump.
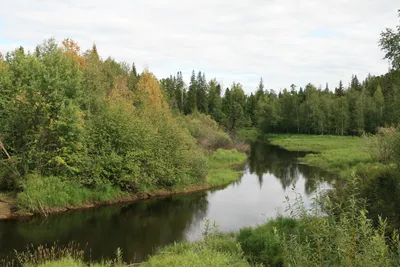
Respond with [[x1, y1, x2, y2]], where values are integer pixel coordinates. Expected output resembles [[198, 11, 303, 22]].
[[144, 231, 250, 267], [267, 134, 375, 177], [16, 175, 123, 214], [2, 242, 125, 267], [206, 149, 247, 187]]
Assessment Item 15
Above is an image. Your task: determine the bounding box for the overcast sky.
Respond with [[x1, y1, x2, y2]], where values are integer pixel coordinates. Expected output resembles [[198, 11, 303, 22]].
[[0, 0, 398, 93]]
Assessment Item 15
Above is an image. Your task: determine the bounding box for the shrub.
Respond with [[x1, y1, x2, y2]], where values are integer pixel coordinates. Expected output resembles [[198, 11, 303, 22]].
[[237, 217, 304, 266], [179, 112, 233, 151], [365, 126, 399, 164], [279, 186, 400, 267]]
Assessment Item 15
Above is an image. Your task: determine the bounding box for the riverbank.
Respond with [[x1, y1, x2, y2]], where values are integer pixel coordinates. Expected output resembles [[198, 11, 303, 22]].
[[266, 134, 381, 177], [0, 149, 247, 220], [9, 190, 400, 267]]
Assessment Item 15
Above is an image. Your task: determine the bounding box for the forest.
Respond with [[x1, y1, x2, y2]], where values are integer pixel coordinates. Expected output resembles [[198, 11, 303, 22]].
[[162, 61, 400, 136], [0, 38, 248, 214]]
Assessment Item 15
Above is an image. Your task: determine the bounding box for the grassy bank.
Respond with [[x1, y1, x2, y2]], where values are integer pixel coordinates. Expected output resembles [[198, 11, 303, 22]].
[[0, 149, 247, 219], [8, 189, 400, 267], [7, 234, 250, 267], [267, 134, 380, 177], [206, 149, 247, 186]]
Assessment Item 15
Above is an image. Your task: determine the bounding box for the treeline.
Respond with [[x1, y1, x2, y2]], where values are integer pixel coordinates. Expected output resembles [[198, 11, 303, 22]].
[[161, 70, 400, 136], [160, 11, 400, 136]]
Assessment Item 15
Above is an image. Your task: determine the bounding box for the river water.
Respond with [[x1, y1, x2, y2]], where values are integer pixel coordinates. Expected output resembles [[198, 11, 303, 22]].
[[0, 142, 335, 262]]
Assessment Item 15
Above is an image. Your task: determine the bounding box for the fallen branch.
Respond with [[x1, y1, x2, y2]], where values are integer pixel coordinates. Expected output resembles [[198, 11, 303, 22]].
[[0, 139, 10, 159]]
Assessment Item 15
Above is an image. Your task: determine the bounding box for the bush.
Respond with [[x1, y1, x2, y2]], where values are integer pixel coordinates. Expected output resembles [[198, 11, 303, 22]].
[[365, 127, 399, 164], [179, 112, 233, 151], [279, 187, 400, 267], [237, 217, 304, 266], [83, 75, 207, 190]]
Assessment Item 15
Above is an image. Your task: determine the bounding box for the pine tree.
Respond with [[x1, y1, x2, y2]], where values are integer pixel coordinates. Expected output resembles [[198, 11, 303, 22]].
[[196, 71, 208, 113], [221, 88, 232, 129], [208, 79, 223, 122], [246, 93, 257, 126], [175, 71, 185, 112], [350, 75, 362, 91], [255, 77, 265, 101], [374, 84, 384, 127], [335, 80, 345, 96], [184, 70, 197, 114], [127, 62, 138, 91]]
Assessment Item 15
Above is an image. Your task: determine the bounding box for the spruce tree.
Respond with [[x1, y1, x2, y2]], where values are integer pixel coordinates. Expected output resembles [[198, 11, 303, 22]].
[[184, 70, 197, 114]]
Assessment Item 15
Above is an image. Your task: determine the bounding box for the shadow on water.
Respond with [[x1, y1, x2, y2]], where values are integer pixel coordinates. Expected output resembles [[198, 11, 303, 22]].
[[0, 141, 337, 263], [0, 192, 209, 263], [248, 141, 335, 195]]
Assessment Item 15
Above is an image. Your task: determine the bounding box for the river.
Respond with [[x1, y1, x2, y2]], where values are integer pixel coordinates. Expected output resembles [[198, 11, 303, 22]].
[[0, 142, 336, 263]]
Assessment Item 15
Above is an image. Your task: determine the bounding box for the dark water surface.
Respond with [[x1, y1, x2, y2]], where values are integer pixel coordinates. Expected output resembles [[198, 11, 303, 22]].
[[0, 142, 335, 262]]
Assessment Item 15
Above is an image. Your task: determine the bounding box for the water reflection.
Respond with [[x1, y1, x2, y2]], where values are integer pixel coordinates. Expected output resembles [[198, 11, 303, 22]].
[[0, 193, 209, 262], [248, 141, 335, 194], [0, 142, 336, 263]]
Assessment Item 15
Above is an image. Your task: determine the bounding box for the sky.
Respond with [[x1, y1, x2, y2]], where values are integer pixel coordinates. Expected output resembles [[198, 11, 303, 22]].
[[0, 0, 399, 94]]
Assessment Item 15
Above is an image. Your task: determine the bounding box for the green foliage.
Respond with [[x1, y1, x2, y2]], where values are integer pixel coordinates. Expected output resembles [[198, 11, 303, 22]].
[[268, 134, 374, 177], [207, 79, 223, 122], [2, 242, 125, 267], [16, 175, 122, 214], [235, 127, 261, 142], [222, 83, 250, 131], [143, 234, 250, 267], [207, 149, 247, 187], [0, 39, 213, 214], [365, 126, 399, 164], [237, 217, 304, 266], [379, 10, 400, 70], [179, 112, 233, 151], [279, 187, 400, 267]]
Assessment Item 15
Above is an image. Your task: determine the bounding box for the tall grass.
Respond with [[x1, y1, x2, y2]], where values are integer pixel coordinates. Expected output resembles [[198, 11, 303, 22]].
[[279, 186, 400, 267], [2, 242, 125, 267], [143, 220, 250, 267], [267, 134, 377, 177], [206, 149, 247, 187], [17, 175, 124, 214]]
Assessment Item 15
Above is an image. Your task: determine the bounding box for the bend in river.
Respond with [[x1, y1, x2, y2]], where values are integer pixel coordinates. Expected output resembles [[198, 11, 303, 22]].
[[0, 142, 336, 263]]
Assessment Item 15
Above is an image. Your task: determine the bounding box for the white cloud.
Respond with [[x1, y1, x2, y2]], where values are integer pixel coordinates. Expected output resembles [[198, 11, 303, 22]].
[[0, 0, 398, 93]]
